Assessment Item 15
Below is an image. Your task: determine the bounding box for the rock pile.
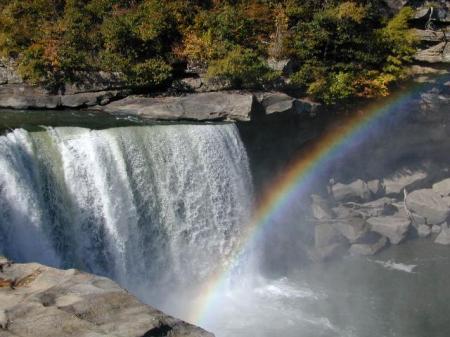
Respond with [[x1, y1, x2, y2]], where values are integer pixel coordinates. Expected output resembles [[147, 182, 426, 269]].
[[310, 168, 450, 261]]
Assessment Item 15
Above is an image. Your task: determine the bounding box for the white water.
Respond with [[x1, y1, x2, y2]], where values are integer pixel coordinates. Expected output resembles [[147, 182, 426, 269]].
[[0, 125, 253, 305]]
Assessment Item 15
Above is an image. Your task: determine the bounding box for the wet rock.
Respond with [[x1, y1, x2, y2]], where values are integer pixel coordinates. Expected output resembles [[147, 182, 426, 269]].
[[315, 223, 342, 249], [333, 217, 368, 243], [311, 194, 335, 220], [382, 169, 428, 196], [0, 260, 213, 337], [417, 224, 431, 238], [100, 92, 256, 121], [331, 179, 371, 202], [61, 90, 125, 108], [349, 235, 387, 256], [432, 224, 442, 234], [367, 215, 411, 244], [406, 189, 450, 225], [432, 178, 450, 196], [435, 222, 450, 245]]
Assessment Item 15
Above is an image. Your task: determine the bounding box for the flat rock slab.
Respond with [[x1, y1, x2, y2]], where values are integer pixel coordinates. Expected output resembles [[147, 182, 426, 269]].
[[100, 92, 256, 121], [0, 260, 213, 337], [331, 179, 371, 202], [406, 189, 450, 225], [383, 169, 428, 196], [367, 215, 411, 244]]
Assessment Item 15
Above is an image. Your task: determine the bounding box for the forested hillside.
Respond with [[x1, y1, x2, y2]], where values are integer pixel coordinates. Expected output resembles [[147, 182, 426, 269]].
[[0, 0, 417, 103]]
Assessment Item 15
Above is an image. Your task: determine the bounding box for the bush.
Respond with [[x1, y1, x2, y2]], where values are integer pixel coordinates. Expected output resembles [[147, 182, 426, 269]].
[[207, 47, 279, 89]]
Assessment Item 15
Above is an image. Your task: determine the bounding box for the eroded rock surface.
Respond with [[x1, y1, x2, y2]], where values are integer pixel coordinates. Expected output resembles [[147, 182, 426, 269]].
[[0, 258, 213, 337]]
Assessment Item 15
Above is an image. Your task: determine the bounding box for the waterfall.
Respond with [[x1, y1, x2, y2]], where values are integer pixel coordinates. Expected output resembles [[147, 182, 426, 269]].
[[0, 124, 253, 301]]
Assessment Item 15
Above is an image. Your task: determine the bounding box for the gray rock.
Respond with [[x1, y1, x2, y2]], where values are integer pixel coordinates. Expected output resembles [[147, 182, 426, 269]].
[[367, 215, 411, 244], [294, 99, 321, 115], [413, 29, 448, 43], [315, 223, 342, 249], [0, 309, 7, 329], [331, 179, 371, 202], [267, 58, 295, 76], [415, 42, 450, 64], [432, 224, 442, 234], [100, 92, 256, 121], [432, 178, 450, 196], [61, 91, 124, 108], [406, 189, 450, 225], [383, 169, 428, 196], [349, 236, 387, 256], [343, 197, 397, 219], [311, 194, 335, 220], [435, 222, 450, 245], [257, 92, 294, 115], [417, 224, 431, 238], [0, 260, 213, 337], [367, 179, 383, 196], [333, 217, 368, 243]]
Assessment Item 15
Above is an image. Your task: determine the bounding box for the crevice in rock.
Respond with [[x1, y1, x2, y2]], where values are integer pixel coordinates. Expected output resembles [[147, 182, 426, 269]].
[[142, 324, 173, 337]]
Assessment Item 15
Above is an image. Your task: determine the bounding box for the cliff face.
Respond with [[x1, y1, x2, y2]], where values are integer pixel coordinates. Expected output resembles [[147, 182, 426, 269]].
[[0, 257, 213, 337]]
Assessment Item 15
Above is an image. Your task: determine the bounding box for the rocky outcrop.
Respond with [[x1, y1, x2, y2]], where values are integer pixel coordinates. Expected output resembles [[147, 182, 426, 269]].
[[330, 179, 372, 202], [366, 215, 411, 244], [0, 258, 213, 337], [383, 169, 428, 196], [0, 84, 128, 110]]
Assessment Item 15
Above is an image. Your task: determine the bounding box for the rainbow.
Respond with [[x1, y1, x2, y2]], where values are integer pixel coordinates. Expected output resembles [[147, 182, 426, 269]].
[[190, 78, 439, 325]]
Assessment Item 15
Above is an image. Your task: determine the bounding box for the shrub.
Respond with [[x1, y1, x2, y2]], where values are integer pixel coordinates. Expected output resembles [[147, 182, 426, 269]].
[[207, 47, 279, 89]]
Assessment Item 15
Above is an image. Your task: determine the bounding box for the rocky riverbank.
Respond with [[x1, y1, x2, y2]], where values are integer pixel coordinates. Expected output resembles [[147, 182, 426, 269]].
[[310, 169, 450, 261], [0, 257, 213, 337]]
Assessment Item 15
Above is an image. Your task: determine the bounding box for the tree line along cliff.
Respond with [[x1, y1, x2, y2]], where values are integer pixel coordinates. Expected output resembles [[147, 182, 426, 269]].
[[0, 1, 418, 104]]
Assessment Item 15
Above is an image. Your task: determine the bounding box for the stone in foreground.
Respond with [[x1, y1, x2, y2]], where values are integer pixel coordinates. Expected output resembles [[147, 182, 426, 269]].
[[435, 222, 450, 245], [367, 215, 411, 244], [0, 258, 213, 337]]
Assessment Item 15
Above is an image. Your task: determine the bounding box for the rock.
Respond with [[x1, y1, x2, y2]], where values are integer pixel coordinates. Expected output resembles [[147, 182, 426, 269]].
[[413, 6, 431, 21], [333, 217, 368, 243], [367, 215, 411, 244], [349, 236, 387, 256], [415, 42, 450, 64], [342, 197, 397, 219], [413, 29, 447, 42], [432, 178, 450, 196], [100, 92, 256, 121], [417, 224, 431, 238], [311, 194, 335, 220], [383, 169, 428, 196], [435, 222, 450, 245], [331, 179, 371, 202], [0, 309, 7, 329], [443, 196, 450, 207], [0, 260, 213, 337], [432, 224, 442, 234], [367, 179, 383, 196], [267, 58, 295, 76], [294, 99, 321, 115], [256, 92, 294, 115], [315, 223, 342, 249], [406, 189, 450, 225], [61, 90, 125, 108], [310, 242, 347, 262]]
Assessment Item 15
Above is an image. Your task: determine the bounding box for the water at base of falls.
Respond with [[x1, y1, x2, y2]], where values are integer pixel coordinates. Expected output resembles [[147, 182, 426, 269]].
[[0, 124, 253, 304]]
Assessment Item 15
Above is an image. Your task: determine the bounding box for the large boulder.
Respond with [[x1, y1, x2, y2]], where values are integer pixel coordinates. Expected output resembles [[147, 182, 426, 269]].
[[382, 169, 428, 196], [311, 223, 347, 261], [435, 222, 450, 245], [415, 42, 450, 64], [0, 258, 213, 337], [311, 194, 335, 220], [331, 179, 371, 202], [333, 217, 368, 243], [349, 235, 387, 256], [256, 92, 294, 115], [100, 92, 256, 121], [406, 189, 450, 225], [432, 178, 450, 196], [367, 215, 411, 244]]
